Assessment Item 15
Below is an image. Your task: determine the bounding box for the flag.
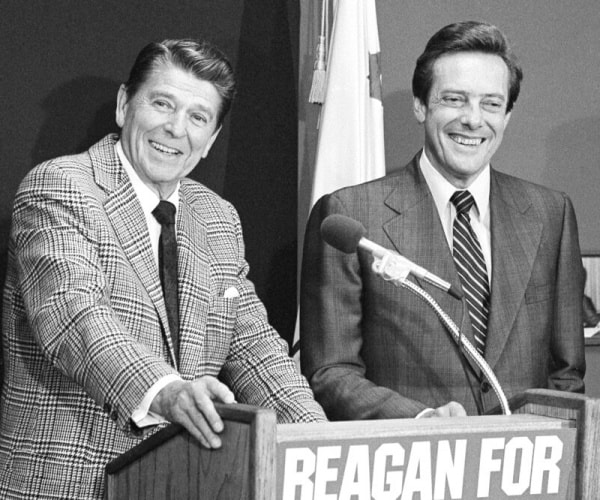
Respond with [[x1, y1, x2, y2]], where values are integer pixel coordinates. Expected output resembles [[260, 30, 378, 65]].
[[310, 0, 386, 206], [292, 0, 386, 364]]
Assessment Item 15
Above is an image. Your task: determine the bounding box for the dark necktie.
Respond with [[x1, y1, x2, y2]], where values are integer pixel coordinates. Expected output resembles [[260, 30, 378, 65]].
[[152, 200, 179, 358], [450, 190, 490, 356]]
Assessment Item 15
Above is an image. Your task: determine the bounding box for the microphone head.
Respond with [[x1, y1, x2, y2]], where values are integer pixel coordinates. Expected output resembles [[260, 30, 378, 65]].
[[320, 214, 366, 254]]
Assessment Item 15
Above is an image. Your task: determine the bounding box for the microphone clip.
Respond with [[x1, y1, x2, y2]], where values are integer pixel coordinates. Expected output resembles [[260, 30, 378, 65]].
[[371, 253, 411, 285]]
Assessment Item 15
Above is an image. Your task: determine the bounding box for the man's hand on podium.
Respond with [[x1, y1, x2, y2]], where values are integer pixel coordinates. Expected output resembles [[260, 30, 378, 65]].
[[419, 401, 467, 418], [150, 376, 236, 449]]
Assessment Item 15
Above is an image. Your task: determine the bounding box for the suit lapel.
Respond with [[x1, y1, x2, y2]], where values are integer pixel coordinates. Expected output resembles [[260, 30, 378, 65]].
[[176, 183, 211, 376], [376, 160, 543, 378], [485, 171, 542, 368], [90, 136, 176, 365], [382, 158, 473, 343]]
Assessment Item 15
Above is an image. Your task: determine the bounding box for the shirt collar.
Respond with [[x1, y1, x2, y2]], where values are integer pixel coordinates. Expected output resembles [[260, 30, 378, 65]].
[[419, 150, 490, 221], [115, 140, 180, 214]]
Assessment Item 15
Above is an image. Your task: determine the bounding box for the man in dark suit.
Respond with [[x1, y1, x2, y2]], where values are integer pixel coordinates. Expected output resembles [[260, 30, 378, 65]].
[[301, 21, 585, 420], [0, 39, 325, 499]]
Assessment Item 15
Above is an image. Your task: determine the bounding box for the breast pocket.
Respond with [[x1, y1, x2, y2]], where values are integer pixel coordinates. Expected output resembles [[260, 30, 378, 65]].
[[525, 283, 553, 304]]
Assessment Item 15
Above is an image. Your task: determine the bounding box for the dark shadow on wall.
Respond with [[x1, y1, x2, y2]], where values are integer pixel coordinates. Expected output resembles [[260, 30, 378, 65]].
[[224, 0, 299, 347], [33, 77, 121, 166]]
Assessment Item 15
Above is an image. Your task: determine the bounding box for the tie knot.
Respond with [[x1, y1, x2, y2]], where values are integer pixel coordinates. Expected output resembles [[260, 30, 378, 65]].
[[450, 190, 475, 215], [153, 200, 176, 226]]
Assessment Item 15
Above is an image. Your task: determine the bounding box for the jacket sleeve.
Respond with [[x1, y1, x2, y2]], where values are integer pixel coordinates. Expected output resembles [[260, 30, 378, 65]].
[[218, 202, 327, 423], [300, 194, 428, 419], [549, 193, 586, 392], [12, 162, 178, 433]]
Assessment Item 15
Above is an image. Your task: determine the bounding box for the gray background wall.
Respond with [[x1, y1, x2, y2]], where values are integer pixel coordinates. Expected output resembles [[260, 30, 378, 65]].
[[299, 0, 600, 395]]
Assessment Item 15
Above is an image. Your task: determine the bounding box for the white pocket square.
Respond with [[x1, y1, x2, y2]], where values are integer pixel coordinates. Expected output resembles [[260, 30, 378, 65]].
[[223, 286, 239, 298]]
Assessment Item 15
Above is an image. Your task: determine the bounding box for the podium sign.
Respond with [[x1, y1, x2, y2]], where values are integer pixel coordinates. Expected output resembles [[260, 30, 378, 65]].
[[106, 390, 600, 500], [277, 422, 576, 499]]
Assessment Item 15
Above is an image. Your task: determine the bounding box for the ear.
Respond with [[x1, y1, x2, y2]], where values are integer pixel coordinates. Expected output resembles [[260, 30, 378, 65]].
[[201, 126, 222, 158], [115, 84, 128, 128], [413, 96, 427, 124]]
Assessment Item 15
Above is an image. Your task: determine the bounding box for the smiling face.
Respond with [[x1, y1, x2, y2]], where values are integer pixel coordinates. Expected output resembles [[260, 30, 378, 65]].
[[116, 62, 222, 198], [413, 52, 512, 188]]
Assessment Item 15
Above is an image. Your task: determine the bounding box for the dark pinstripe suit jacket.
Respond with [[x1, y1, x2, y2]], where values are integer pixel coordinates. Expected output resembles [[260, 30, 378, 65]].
[[301, 154, 585, 420], [0, 134, 324, 499]]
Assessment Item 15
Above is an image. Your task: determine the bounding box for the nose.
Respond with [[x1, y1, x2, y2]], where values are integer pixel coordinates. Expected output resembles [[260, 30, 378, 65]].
[[460, 102, 483, 129], [164, 112, 186, 137]]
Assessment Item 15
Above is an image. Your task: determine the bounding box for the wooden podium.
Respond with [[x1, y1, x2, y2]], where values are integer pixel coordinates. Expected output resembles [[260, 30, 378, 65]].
[[105, 389, 600, 499]]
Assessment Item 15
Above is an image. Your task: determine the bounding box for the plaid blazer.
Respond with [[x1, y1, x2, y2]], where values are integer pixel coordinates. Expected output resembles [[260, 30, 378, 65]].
[[0, 134, 324, 499], [301, 154, 585, 419]]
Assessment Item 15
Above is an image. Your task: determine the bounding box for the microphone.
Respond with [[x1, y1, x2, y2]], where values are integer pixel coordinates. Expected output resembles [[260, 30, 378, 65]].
[[321, 214, 462, 300]]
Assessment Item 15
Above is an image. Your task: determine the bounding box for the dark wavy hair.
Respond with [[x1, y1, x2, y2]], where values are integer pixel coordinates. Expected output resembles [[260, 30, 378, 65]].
[[412, 21, 523, 112], [123, 38, 236, 126]]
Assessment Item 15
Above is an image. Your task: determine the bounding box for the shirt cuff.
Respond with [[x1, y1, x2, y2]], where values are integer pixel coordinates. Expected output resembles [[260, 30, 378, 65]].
[[131, 373, 182, 428], [415, 408, 436, 419]]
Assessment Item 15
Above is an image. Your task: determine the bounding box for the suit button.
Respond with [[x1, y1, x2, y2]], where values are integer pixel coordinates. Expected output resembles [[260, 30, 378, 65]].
[[481, 381, 491, 393], [110, 409, 118, 421], [103, 402, 112, 414]]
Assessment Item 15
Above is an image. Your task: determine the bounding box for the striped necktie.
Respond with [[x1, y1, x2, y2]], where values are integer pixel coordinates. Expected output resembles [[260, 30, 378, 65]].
[[450, 190, 490, 356], [153, 200, 179, 359]]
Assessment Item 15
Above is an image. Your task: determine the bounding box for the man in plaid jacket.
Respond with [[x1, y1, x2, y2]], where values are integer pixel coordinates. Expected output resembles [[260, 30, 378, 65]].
[[0, 39, 325, 499]]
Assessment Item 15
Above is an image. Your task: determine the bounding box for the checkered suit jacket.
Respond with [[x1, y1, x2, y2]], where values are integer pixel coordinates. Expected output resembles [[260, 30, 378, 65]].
[[301, 154, 585, 419], [0, 134, 324, 499]]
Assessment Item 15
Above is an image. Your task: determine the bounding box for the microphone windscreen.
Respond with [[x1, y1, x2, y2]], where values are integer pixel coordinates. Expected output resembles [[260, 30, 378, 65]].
[[320, 214, 366, 254]]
